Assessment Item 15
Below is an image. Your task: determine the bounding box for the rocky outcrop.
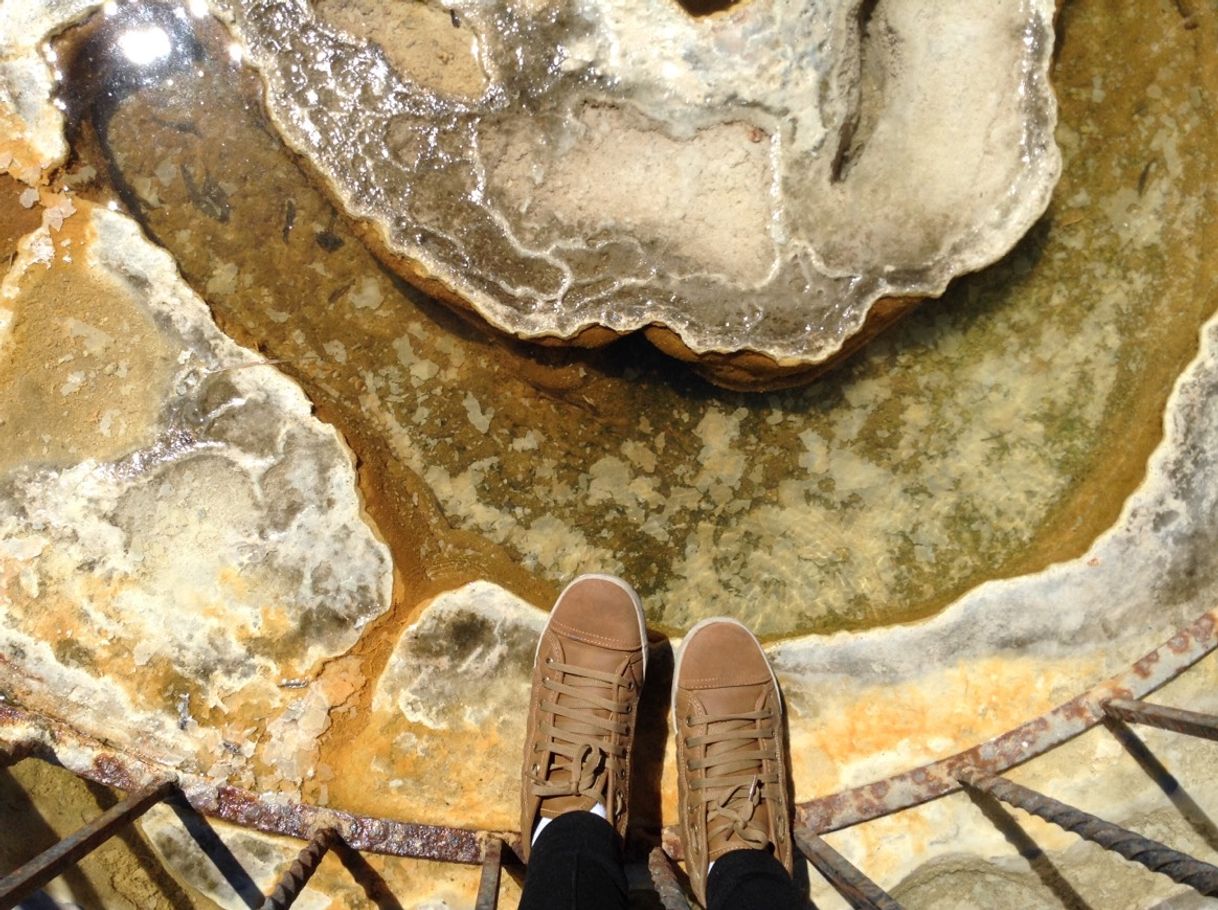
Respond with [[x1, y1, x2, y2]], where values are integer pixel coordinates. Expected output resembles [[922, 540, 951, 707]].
[[215, 0, 1061, 389], [0, 200, 392, 785]]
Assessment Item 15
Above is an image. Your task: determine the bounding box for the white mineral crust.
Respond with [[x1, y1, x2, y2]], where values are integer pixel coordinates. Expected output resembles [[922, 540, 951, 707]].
[[217, 0, 1061, 364]]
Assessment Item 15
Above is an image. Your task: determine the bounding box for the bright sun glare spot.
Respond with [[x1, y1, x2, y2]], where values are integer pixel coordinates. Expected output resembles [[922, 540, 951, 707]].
[[227, 42, 243, 63], [117, 25, 172, 66], [187, 0, 209, 18]]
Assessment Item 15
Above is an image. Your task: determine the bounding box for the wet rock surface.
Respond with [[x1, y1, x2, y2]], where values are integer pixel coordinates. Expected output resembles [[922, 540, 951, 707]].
[[0, 200, 391, 785], [1, 1, 1217, 908], [37, 0, 1214, 639], [214, 0, 1060, 382]]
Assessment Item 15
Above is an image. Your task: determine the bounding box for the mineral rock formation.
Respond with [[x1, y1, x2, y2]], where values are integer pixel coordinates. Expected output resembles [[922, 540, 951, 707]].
[[0, 0, 99, 184], [2, 1, 1216, 907], [216, 0, 1062, 387], [0, 200, 392, 774]]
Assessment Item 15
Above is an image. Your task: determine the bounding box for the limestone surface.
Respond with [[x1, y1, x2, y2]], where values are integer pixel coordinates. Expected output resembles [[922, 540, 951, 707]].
[[27, 0, 1210, 641], [0, 0, 100, 185], [213, 0, 1060, 383], [0, 200, 392, 781], [1, 2, 1216, 909]]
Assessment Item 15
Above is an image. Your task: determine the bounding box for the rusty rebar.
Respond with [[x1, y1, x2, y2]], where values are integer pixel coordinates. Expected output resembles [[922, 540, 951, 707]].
[[1104, 698, 1218, 742], [261, 827, 339, 910], [957, 768, 1218, 896], [798, 606, 1218, 838], [474, 837, 502, 910], [647, 846, 692, 910], [795, 827, 905, 909], [0, 778, 176, 909]]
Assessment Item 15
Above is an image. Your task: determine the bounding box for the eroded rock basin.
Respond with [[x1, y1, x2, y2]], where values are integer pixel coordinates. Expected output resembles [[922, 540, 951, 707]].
[[42, 0, 1213, 640], [1, 1, 1218, 909]]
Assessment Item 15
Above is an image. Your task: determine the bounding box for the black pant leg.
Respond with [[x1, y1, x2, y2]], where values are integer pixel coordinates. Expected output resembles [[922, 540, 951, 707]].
[[706, 847, 806, 910], [519, 812, 630, 910]]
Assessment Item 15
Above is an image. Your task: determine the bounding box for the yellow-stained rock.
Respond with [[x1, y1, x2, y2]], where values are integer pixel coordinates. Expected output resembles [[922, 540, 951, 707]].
[[0, 201, 392, 798]]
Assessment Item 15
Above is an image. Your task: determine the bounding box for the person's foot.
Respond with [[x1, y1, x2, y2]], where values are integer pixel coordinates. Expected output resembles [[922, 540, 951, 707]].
[[672, 617, 794, 906], [520, 574, 647, 859]]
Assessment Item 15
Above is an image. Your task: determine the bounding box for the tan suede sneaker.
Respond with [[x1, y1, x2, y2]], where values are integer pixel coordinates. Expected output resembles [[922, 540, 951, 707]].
[[520, 574, 647, 860], [672, 617, 794, 906]]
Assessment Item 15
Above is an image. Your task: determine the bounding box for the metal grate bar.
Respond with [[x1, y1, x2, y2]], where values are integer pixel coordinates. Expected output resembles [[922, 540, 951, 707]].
[[0, 778, 176, 909], [261, 827, 339, 910], [473, 837, 502, 910], [647, 846, 692, 910], [958, 768, 1218, 896], [1104, 698, 1218, 742], [795, 828, 905, 910], [798, 605, 1218, 837]]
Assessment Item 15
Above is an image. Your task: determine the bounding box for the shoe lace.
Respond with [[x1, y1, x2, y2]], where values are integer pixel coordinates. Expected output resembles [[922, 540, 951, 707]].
[[687, 709, 779, 850], [530, 659, 632, 804]]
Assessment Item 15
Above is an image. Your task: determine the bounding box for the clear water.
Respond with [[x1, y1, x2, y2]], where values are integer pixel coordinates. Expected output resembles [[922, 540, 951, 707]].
[[10, 0, 1210, 640]]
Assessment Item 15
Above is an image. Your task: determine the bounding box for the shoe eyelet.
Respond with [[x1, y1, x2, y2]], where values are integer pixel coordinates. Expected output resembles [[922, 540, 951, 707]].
[[531, 763, 539, 773], [685, 715, 694, 726], [545, 657, 554, 665], [628, 680, 635, 691]]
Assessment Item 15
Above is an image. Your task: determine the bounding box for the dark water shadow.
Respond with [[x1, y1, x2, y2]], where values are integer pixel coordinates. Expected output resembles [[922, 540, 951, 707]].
[[57, 0, 203, 252]]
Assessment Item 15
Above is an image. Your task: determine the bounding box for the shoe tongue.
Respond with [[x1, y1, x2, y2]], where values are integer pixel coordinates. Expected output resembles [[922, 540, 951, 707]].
[[563, 638, 629, 674], [540, 792, 597, 818]]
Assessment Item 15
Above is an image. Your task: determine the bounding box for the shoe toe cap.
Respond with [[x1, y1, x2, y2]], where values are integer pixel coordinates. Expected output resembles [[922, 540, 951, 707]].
[[551, 575, 645, 651], [678, 619, 773, 690]]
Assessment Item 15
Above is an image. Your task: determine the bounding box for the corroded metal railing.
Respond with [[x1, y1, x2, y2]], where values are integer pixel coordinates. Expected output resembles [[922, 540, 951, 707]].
[[0, 779, 176, 908], [262, 827, 341, 910], [955, 768, 1218, 897], [2, 604, 1217, 909]]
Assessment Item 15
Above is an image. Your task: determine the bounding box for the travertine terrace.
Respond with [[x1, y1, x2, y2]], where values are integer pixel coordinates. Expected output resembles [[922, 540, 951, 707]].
[[1, 1, 1217, 908]]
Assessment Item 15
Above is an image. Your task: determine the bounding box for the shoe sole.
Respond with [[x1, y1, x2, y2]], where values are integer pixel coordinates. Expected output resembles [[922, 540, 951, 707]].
[[670, 616, 782, 739], [533, 573, 649, 678]]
